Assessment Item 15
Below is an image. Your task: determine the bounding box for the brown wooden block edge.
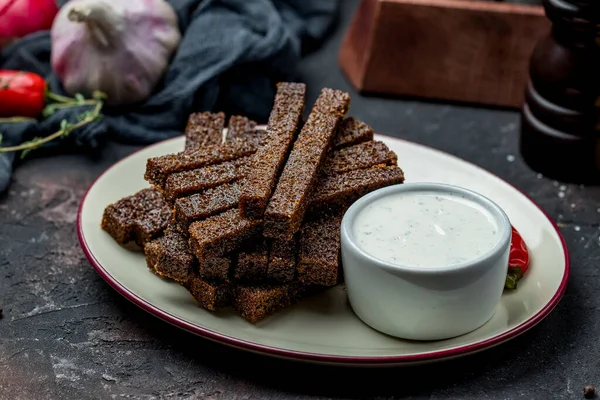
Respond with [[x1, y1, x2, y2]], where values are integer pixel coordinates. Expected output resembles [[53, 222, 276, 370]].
[[339, 0, 551, 108]]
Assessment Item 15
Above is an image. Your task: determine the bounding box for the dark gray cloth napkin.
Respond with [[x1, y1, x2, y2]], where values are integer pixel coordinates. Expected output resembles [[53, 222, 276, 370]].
[[0, 0, 339, 193]]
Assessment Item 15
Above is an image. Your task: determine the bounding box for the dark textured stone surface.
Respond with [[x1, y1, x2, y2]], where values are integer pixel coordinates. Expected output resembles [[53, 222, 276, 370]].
[[1, 1, 598, 399]]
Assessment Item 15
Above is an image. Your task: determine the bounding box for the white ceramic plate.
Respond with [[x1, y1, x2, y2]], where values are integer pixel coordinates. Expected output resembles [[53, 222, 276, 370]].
[[77, 134, 569, 366]]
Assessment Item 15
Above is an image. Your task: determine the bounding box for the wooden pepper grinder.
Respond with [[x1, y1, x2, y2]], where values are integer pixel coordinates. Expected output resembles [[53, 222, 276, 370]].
[[520, 0, 600, 183]]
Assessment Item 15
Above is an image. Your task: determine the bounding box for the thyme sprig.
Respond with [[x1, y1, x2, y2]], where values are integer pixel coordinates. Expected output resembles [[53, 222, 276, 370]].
[[0, 90, 107, 159]]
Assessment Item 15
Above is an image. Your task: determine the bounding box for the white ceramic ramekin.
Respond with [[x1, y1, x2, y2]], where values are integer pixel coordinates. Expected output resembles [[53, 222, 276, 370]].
[[340, 182, 512, 341]]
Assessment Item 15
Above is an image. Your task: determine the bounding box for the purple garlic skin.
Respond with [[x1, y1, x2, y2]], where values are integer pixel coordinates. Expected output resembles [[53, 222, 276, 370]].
[[51, 0, 182, 106]]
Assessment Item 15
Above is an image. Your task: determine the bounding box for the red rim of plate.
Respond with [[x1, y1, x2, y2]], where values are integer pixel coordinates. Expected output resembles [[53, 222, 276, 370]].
[[77, 134, 570, 366]]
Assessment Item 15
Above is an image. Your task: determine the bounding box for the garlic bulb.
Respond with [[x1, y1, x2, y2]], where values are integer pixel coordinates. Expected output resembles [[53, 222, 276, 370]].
[[50, 0, 182, 106]]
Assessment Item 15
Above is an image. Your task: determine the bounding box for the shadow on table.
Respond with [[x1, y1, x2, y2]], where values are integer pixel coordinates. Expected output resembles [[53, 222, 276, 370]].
[[111, 279, 578, 398]]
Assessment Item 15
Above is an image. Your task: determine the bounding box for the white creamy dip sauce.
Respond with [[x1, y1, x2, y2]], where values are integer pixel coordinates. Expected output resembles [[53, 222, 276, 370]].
[[352, 191, 500, 268]]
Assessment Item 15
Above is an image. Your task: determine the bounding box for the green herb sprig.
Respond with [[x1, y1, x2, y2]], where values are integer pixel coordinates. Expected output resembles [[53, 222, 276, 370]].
[[0, 90, 107, 159]]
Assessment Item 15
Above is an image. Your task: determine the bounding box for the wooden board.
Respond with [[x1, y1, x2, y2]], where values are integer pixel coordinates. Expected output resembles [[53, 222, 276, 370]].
[[339, 0, 551, 108]]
